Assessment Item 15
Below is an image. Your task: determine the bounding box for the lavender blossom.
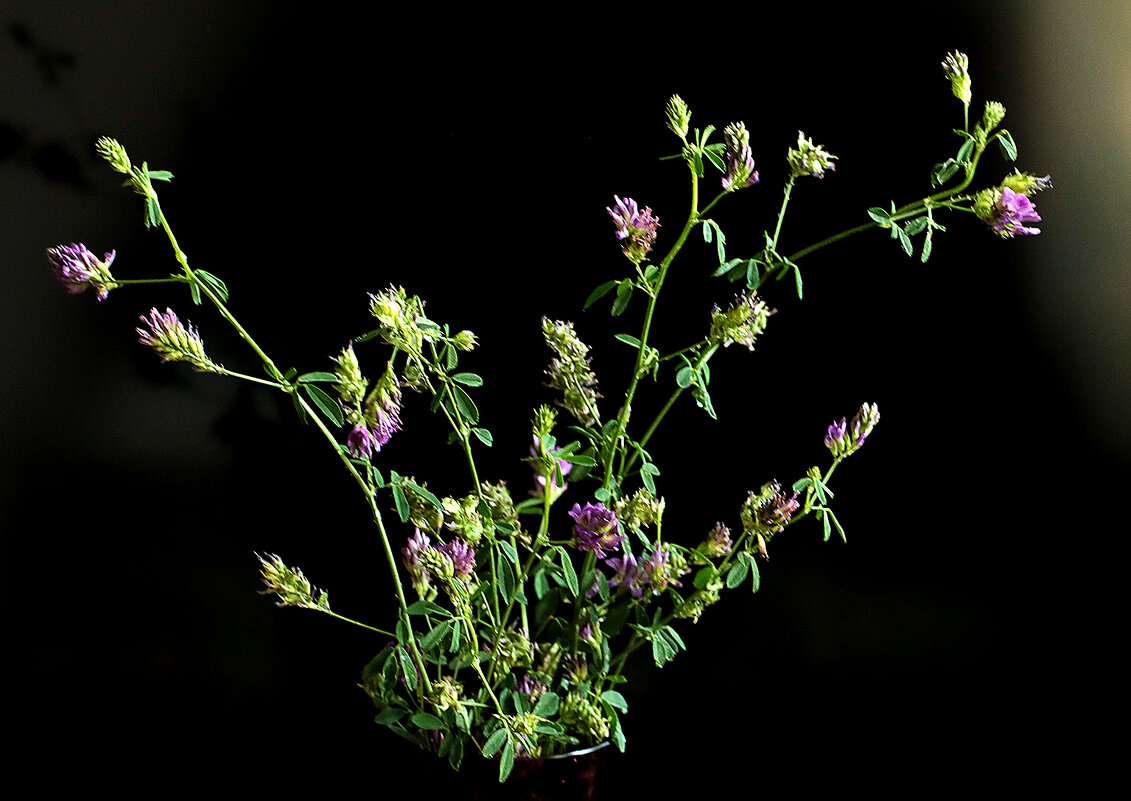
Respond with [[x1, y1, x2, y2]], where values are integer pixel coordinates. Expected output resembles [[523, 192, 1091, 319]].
[[46, 243, 117, 300], [607, 195, 660, 263], [824, 417, 849, 455], [136, 307, 220, 372], [826, 402, 880, 458], [568, 502, 624, 558], [640, 543, 687, 594], [605, 551, 647, 598], [721, 122, 759, 191], [401, 528, 434, 598], [437, 538, 476, 578], [989, 187, 1042, 238], [349, 381, 403, 459]]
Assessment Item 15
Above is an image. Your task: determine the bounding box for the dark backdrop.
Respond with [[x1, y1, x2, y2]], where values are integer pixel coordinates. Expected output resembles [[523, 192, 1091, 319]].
[[3, 3, 1119, 796]]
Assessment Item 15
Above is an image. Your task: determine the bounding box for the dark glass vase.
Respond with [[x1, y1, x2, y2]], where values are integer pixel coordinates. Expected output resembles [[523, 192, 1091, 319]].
[[465, 742, 612, 801]]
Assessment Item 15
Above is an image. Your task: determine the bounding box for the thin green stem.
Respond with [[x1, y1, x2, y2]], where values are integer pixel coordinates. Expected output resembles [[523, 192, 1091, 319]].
[[602, 160, 701, 491], [320, 610, 397, 638], [770, 177, 796, 251]]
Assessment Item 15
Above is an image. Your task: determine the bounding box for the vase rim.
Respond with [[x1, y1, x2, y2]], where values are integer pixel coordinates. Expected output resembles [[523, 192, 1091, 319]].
[[540, 741, 611, 761]]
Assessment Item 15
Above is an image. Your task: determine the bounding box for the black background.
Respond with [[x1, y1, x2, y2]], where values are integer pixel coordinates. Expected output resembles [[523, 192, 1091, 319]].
[[2, 2, 1120, 796]]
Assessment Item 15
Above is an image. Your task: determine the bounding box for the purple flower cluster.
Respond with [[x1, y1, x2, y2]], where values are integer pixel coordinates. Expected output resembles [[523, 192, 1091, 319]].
[[607, 195, 660, 263], [568, 502, 624, 559], [990, 187, 1042, 238], [605, 551, 647, 597], [347, 402, 402, 460], [721, 122, 759, 191], [437, 538, 476, 578], [825, 402, 880, 458], [46, 242, 116, 300]]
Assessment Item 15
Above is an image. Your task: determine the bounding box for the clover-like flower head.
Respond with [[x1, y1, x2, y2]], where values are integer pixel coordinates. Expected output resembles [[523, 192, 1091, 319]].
[[46, 243, 118, 300], [569, 501, 624, 558]]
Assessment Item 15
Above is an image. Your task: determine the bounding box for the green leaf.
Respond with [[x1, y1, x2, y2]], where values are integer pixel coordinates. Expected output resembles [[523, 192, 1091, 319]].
[[712, 258, 743, 278], [374, 707, 407, 726], [451, 384, 479, 424], [533, 691, 560, 718], [499, 740, 516, 783], [867, 207, 892, 224], [421, 620, 453, 652], [392, 482, 410, 523], [472, 427, 494, 447], [562, 453, 597, 467], [533, 568, 550, 600], [957, 137, 976, 164], [897, 228, 913, 257], [411, 712, 446, 730], [146, 169, 174, 182], [406, 600, 451, 616], [483, 729, 507, 758], [793, 264, 804, 299], [195, 270, 229, 303], [144, 197, 160, 229], [296, 371, 339, 384], [997, 129, 1018, 161], [558, 547, 579, 598], [903, 217, 928, 236], [745, 258, 761, 290], [600, 690, 628, 713], [615, 333, 643, 348], [584, 280, 618, 310], [302, 384, 344, 427], [396, 647, 418, 691], [701, 221, 714, 244], [402, 480, 444, 511], [726, 559, 749, 589], [451, 372, 483, 387], [611, 281, 633, 317], [497, 553, 516, 603], [676, 366, 695, 389]]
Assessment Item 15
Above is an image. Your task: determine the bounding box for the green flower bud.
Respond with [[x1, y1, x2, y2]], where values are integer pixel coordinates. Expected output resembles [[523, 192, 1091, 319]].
[[665, 94, 692, 139], [942, 51, 972, 105], [452, 329, 479, 351], [982, 101, 1006, 132], [95, 136, 132, 174], [257, 553, 332, 612], [1000, 170, 1053, 197], [332, 343, 368, 406]]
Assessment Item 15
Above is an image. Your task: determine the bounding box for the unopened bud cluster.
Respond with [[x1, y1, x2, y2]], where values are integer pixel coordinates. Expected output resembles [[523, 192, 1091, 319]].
[[665, 94, 692, 140], [542, 318, 601, 426], [709, 291, 770, 350], [257, 553, 331, 612], [787, 131, 837, 179], [942, 51, 972, 105], [369, 285, 427, 353]]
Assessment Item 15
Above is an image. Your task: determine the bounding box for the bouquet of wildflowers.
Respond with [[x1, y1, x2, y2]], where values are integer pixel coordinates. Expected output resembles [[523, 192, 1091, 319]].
[[47, 52, 1048, 783]]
